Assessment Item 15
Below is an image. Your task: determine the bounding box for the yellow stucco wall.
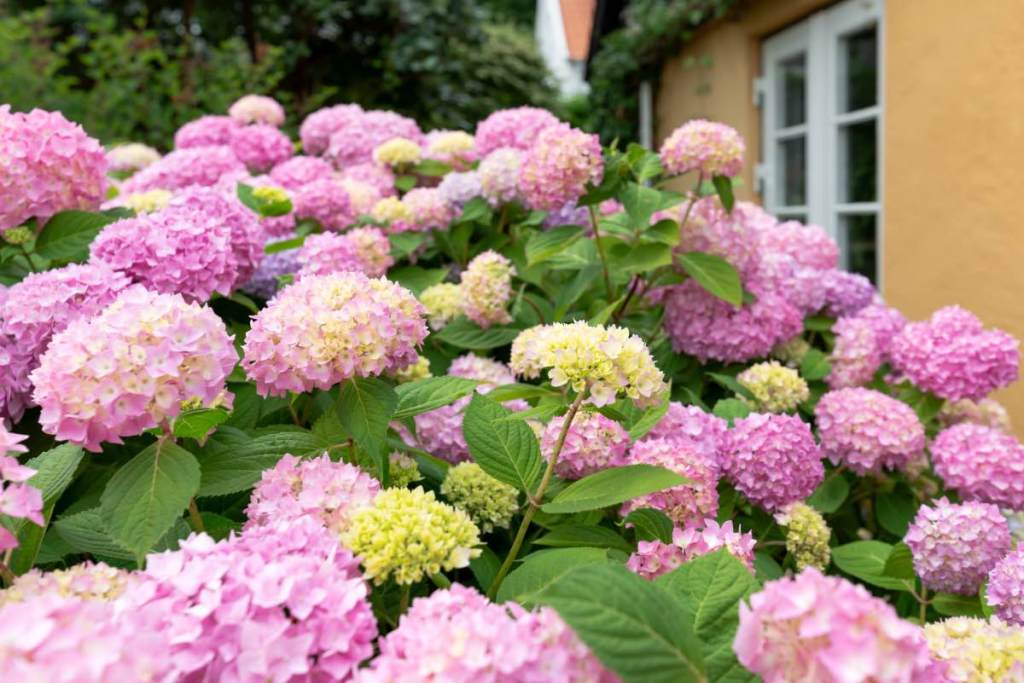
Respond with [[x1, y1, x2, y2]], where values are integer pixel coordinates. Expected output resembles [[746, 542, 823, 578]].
[[656, 0, 1024, 431]]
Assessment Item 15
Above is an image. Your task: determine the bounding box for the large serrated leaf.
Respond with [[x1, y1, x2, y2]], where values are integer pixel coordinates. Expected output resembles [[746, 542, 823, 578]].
[[197, 427, 327, 497], [542, 465, 689, 514], [35, 209, 128, 262], [463, 394, 543, 492], [496, 547, 613, 605], [336, 377, 398, 480], [434, 317, 521, 350], [678, 252, 743, 306], [393, 376, 478, 419]]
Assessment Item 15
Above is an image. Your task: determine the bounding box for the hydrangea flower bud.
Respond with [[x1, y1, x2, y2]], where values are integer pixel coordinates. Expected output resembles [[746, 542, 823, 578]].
[[775, 502, 831, 571], [441, 462, 519, 533], [736, 361, 809, 413], [419, 282, 463, 329]]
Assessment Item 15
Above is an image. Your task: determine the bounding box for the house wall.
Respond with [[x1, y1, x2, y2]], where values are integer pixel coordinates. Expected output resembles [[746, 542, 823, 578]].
[[655, 0, 1024, 431]]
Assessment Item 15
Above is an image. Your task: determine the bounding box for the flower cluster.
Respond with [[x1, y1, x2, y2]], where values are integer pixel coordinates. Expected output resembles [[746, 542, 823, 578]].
[[815, 387, 926, 474], [299, 103, 365, 155], [1, 562, 130, 605], [627, 519, 756, 580], [775, 502, 831, 571], [939, 397, 1013, 432], [110, 188, 172, 214], [644, 402, 728, 461], [930, 423, 1024, 509], [621, 438, 720, 528], [474, 106, 561, 155], [0, 424, 40, 551], [518, 123, 603, 210], [174, 115, 239, 148], [242, 272, 426, 396], [373, 137, 422, 167], [542, 410, 631, 479], [229, 123, 294, 172], [402, 187, 454, 231], [120, 145, 245, 193], [425, 129, 476, 166], [925, 617, 1024, 682], [510, 321, 667, 406], [987, 549, 1024, 626], [106, 142, 160, 173], [659, 119, 745, 177], [478, 147, 522, 205], [327, 110, 423, 167], [437, 170, 482, 208], [31, 287, 236, 451], [297, 228, 393, 279], [736, 361, 809, 412], [460, 250, 515, 328], [228, 94, 286, 126], [292, 177, 355, 231], [419, 282, 463, 329], [440, 462, 519, 533], [242, 241, 301, 300]]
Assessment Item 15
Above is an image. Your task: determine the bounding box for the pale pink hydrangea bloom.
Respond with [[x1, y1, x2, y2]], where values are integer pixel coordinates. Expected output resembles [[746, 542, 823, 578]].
[[519, 123, 603, 210], [0, 423, 40, 551], [292, 177, 355, 232], [542, 410, 630, 479], [905, 497, 1011, 595], [987, 548, 1024, 626], [460, 250, 515, 328], [326, 110, 423, 168], [300, 103, 365, 155], [0, 105, 107, 230], [269, 155, 336, 190], [827, 316, 883, 389], [437, 170, 482, 208], [120, 145, 246, 193], [474, 106, 561, 155], [228, 94, 286, 127], [815, 387, 925, 474], [621, 437, 720, 528], [759, 220, 839, 270], [341, 178, 383, 215], [891, 306, 1020, 401], [402, 187, 454, 232], [642, 402, 728, 463], [242, 272, 426, 396], [424, 129, 477, 167], [229, 123, 294, 172], [734, 568, 946, 682], [931, 422, 1024, 510], [105, 142, 161, 173], [30, 287, 236, 451], [245, 453, 380, 535], [1, 562, 131, 604], [723, 413, 823, 512], [340, 162, 396, 197], [659, 119, 745, 177], [122, 519, 377, 682], [478, 147, 523, 206], [174, 115, 240, 148], [939, 397, 1013, 433], [627, 519, 756, 580], [297, 228, 393, 279]]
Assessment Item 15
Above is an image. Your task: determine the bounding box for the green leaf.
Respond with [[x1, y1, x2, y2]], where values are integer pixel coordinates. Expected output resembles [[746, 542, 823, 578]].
[[526, 226, 583, 266], [831, 541, 914, 591], [933, 592, 985, 617], [199, 512, 241, 541], [53, 509, 135, 561], [712, 175, 735, 212], [336, 377, 398, 479], [469, 546, 502, 593], [237, 183, 292, 216], [197, 427, 327, 497], [387, 265, 448, 295], [589, 295, 626, 326], [646, 219, 682, 246], [265, 234, 306, 253], [611, 241, 674, 273], [621, 182, 663, 232], [542, 465, 690, 514], [623, 508, 674, 543], [535, 524, 634, 553], [459, 197, 492, 224], [99, 441, 200, 562], [754, 552, 784, 582], [394, 376, 479, 419], [883, 542, 915, 580], [413, 159, 451, 176], [486, 383, 561, 402], [678, 252, 743, 306], [463, 394, 543, 492], [548, 238, 599, 270], [628, 392, 671, 441], [707, 372, 756, 400], [497, 547, 613, 605], [877, 491, 919, 537], [388, 232, 426, 260], [804, 315, 835, 332], [35, 209, 126, 262], [395, 174, 416, 192], [807, 473, 850, 513], [537, 563, 706, 683], [434, 317, 521, 350], [800, 348, 832, 381], [712, 398, 751, 425], [657, 550, 760, 682], [172, 407, 230, 441]]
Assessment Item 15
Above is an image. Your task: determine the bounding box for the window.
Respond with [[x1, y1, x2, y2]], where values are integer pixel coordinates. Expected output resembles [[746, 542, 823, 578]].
[[758, 0, 882, 284]]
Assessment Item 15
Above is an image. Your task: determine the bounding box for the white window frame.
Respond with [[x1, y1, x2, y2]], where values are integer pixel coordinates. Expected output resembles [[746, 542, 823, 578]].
[[758, 0, 884, 287]]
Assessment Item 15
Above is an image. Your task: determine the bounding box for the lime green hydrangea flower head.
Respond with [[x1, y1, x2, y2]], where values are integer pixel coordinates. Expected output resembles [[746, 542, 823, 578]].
[[341, 486, 481, 585], [2, 226, 34, 245], [419, 283, 463, 330], [770, 336, 811, 367], [385, 451, 423, 488], [775, 502, 831, 571], [925, 617, 1024, 682], [737, 360, 810, 413], [373, 137, 422, 167], [440, 462, 519, 533]]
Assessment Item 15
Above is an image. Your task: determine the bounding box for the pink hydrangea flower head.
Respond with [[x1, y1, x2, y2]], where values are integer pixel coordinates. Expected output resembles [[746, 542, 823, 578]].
[[245, 453, 380, 535], [300, 103, 365, 155], [0, 105, 107, 230], [292, 177, 355, 231], [30, 287, 236, 451], [460, 250, 515, 328], [627, 519, 756, 580], [478, 147, 523, 206], [759, 220, 839, 270], [542, 410, 630, 479], [904, 497, 1011, 595], [820, 269, 875, 317], [340, 162, 396, 197], [659, 119, 745, 177], [341, 178, 383, 215], [120, 145, 245, 193], [0, 562, 131, 605], [437, 170, 482, 208], [123, 519, 377, 682], [0, 335, 32, 423], [815, 387, 925, 474], [891, 306, 1020, 401], [0, 263, 132, 372], [326, 110, 423, 168], [734, 568, 945, 683], [229, 123, 294, 172], [852, 303, 907, 356], [242, 272, 426, 396], [519, 123, 603, 210], [0, 424, 40, 551], [474, 106, 562, 155], [105, 142, 161, 173], [402, 187, 454, 231], [297, 228, 393, 279], [174, 115, 241, 148], [662, 279, 803, 363], [827, 316, 882, 389], [621, 437, 720, 527], [228, 94, 286, 127], [987, 549, 1024, 626], [642, 402, 728, 463], [269, 155, 336, 190], [448, 353, 517, 386], [931, 423, 1024, 509], [939, 397, 1013, 433], [724, 413, 824, 511]]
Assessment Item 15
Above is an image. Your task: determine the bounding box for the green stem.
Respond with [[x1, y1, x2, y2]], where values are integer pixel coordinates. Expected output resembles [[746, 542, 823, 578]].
[[17, 244, 37, 273], [488, 392, 588, 600], [399, 583, 411, 616], [918, 587, 929, 623], [587, 206, 615, 300], [0, 559, 14, 587], [188, 498, 205, 533]]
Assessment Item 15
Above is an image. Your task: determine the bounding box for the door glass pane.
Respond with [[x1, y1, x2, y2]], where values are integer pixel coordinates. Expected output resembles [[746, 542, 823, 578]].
[[839, 120, 876, 202], [842, 26, 877, 112], [841, 214, 877, 283], [778, 136, 806, 206], [776, 53, 806, 127]]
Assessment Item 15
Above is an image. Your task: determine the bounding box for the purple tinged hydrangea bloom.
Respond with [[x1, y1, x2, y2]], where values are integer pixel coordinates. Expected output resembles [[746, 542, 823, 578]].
[[242, 244, 301, 300], [724, 413, 824, 512], [542, 410, 630, 479], [292, 177, 355, 232], [120, 145, 246, 193], [269, 155, 336, 190], [621, 437, 720, 528], [297, 228, 393, 279], [228, 94, 285, 127], [987, 548, 1024, 626], [474, 106, 562, 155], [519, 123, 603, 210], [242, 272, 426, 396], [905, 497, 1011, 595], [0, 334, 32, 424], [931, 423, 1024, 509], [229, 123, 294, 172], [543, 201, 589, 228], [658, 119, 745, 177], [0, 105, 107, 230], [437, 170, 482, 208], [827, 303, 909, 389], [478, 147, 522, 206], [174, 115, 240, 149], [815, 387, 925, 474], [627, 519, 756, 580], [759, 220, 839, 270], [31, 287, 236, 451], [891, 306, 1020, 401], [299, 103, 365, 156], [326, 110, 423, 168], [819, 269, 875, 317]]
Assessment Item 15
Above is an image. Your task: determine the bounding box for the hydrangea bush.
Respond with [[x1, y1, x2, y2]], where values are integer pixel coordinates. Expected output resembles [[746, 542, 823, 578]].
[[0, 95, 1022, 682]]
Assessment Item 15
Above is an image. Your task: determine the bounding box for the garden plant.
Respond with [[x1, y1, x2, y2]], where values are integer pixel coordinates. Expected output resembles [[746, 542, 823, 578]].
[[0, 96, 1022, 681]]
